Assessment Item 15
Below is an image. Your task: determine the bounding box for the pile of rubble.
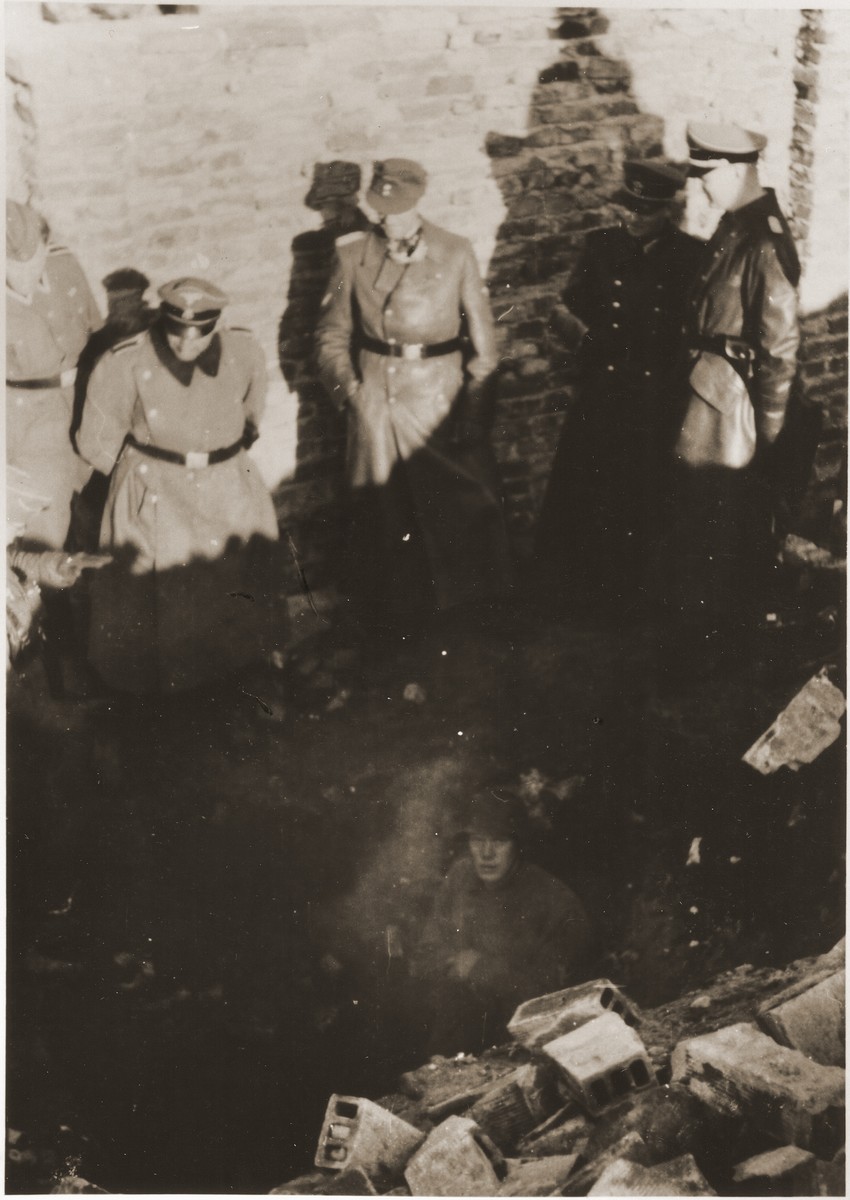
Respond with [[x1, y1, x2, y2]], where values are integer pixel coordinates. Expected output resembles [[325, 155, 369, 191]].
[[272, 940, 845, 1197]]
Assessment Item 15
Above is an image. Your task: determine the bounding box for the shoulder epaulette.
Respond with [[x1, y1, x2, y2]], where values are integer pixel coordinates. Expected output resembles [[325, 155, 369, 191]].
[[111, 333, 144, 354], [767, 215, 783, 235], [335, 231, 367, 247]]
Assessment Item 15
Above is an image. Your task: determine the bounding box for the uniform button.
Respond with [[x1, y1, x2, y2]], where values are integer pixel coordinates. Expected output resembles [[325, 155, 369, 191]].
[[388, 336, 396, 344], [139, 464, 148, 475], [386, 309, 394, 317], [143, 370, 152, 380], [653, 307, 661, 313], [149, 408, 158, 418], [612, 301, 621, 308], [388, 366, 396, 374], [644, 370, 652, 377], [607, 365, 615, 372], [612, 323, 619, 329], [614, 279, 622, 287], [388, 396, 396, 405]]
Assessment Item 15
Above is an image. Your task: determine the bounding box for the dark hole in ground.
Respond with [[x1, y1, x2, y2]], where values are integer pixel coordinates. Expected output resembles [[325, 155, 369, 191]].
[[5, 591, 845, 1193]]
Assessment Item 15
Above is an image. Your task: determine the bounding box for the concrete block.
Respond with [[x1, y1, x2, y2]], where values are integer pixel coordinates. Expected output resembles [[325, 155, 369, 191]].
[[314, 1096, 425, 1188], [758, 970, 845, 1067], [498, 1154, 578, 1196], [732, 1144, 818, 1195], [588, 1152, 716, 1196], [671, 1022, 845, 1157], [467, 1061, 562, 1152], [404, 1115, 505, 1197], [508, 979, 641, 1049], [542, 1012, 655, 1115]]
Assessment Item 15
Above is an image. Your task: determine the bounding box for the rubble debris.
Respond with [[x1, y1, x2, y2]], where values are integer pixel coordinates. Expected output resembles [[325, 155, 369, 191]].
[[515, 1108, 589, 1159], [587, 1151, 716, 1196], [815, 1145, 845, 1197], [467, 1061, 562, 1152], [49, 1176, 107, 1194], [313, 1096, 424, 1189], [579, 1083, 730, 1169], [404, 1115, 505, 1196], [671, 1021, 845, 1156], [732, 1144, 818, 1196], [686, 837, 702, 866], [399, 1052, 518, 1110], [497, 1153, 578, 1195], [561, 1131, 650, 1196], [743, 668, 845, 775], [402, 683, 427, 705], [757, 969, 845, 1067], [507, 979, 641, 1049], [542, 1012, 656, 1115]]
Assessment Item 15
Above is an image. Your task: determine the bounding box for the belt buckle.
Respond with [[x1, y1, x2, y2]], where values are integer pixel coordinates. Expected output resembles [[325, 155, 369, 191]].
[[723, 337, 746, 362], [60, 367, 77, 388], [401, 343, 423, 361], [185, 450, 209, 470]]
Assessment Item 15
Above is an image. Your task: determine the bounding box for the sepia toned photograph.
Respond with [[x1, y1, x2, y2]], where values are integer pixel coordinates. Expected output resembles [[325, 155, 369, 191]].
[[4, 1, 848, 1194]]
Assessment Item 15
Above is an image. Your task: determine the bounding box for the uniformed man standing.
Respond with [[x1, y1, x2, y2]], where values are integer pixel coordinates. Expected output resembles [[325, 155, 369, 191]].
[[315, 158, 512, 644], [76, 278, 281, 694], [6, 199, 101, 551], [668, 122, 800, 659], [533, 162, 703, 618]]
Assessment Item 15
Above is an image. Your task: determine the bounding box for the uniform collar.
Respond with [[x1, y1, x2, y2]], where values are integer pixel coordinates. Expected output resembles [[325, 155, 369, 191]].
[[151, 321, 222, 385]]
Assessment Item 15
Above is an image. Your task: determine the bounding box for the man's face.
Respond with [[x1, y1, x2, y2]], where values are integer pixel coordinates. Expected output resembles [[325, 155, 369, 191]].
[[6, 240, 49, 297], [698, 161, 741, 211], [469, 834, 518, 885], [619, 205, 670, 242], [165, 323, 217, 362], [381, 207, 420, 240]]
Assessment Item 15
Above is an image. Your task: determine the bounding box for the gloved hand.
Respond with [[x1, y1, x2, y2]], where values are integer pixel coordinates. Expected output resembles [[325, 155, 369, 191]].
[[33, 551, 112, 589]]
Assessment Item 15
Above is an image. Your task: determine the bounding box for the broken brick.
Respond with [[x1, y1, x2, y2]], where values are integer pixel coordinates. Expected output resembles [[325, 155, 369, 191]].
[[758, 969, 845, 1067], [542, 1012, 656, 1114], [561, 1131, 650, 1196], [314, 1096, 424, 1188], [580, 1082, 731, 1167], [515, 1107, 589, 1159], [508, 979, 641, 1049], [468, 1061, 562, 1152], [497, 1153, 578, 1195], [732, 1144, 818, 1195], [404, 1115, 505, 1197], [671, 1022, 845, 1157], [588, 1152, 716, 1196]]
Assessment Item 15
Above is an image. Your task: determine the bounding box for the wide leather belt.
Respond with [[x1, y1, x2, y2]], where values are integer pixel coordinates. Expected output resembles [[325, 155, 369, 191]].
[[6, 367, 77, 390], [360, 334, 462, 360], [126, 432, 244, 469], [689, 334, 755, 366]]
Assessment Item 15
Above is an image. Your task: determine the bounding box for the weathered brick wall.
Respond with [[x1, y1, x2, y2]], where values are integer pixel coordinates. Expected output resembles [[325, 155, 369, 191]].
[[5, 4, 847, 608]]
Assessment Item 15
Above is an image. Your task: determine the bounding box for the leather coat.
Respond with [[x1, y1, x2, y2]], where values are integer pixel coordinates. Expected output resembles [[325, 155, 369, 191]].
[[678, 189, 800, 463]]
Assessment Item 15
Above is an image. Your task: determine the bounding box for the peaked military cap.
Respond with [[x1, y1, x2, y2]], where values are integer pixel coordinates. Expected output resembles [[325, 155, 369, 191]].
[[6, 199, 45, 262], [617, 160, 686, 210], [103, 267, 150, 296], [158, 277, 228, 328], [687, 121, 767, 174], [366, 158, 428, 215]]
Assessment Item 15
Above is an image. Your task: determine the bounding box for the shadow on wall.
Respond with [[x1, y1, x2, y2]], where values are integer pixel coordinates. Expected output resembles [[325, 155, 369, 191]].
[[483, 12, 670, 554], [277, 162, 374, 601]]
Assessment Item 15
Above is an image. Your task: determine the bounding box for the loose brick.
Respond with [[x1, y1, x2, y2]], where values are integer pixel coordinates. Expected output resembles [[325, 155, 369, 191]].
[[758, 969, 845, 1067], [509, 980, 642, 1049], [404, 1115, 505, 1197], [498, 1153, 578, 1195], [314, 1095, 424, 1189], [467, 1061, 562, 1153], [543, 1012, 656, 1115], [671, 1022, 845, 1156], [588, 1152, 716, 1196], [732, 1144, 818, 1195]]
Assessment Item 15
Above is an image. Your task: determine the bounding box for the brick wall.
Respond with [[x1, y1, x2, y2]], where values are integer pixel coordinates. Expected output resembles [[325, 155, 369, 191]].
[[5, 4, 848, 607]]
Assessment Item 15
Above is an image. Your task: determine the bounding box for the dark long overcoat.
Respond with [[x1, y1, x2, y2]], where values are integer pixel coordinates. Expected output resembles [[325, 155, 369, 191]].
[[535, 222, 703, 613]]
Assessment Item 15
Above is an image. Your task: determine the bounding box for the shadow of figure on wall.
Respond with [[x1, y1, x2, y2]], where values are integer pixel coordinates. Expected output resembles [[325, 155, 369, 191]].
[[70, 268, 158, 555], [277, 162, 374, 603]]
